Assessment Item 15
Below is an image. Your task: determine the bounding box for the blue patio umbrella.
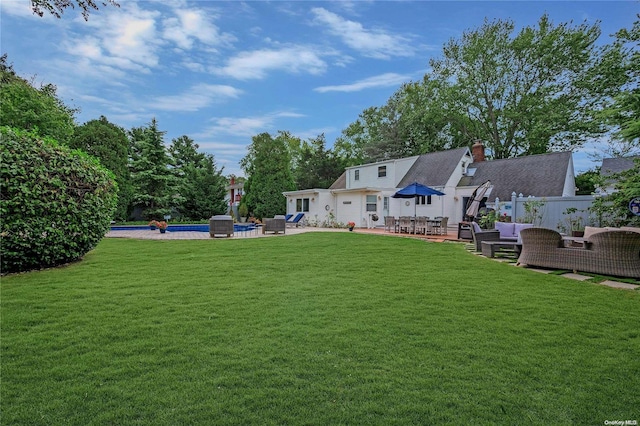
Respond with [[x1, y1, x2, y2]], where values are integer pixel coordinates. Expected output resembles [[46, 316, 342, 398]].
[[392, 182, 445, 217]]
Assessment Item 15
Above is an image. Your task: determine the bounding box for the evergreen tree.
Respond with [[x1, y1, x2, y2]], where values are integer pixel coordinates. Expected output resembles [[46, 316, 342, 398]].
[[129, 118, 177, 220], [168, 135, 227, 220], [294, 134, 344, 189], [240, 132, 295, 219]]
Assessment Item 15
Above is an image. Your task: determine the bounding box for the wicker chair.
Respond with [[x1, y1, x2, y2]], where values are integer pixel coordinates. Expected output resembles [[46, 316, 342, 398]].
[[518, 228, 640, 279], [262, 217, 286, 234], [470, 221, 501, 251]]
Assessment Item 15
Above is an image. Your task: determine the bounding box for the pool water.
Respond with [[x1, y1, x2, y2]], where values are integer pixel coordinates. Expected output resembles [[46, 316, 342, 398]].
[[110, 224, 258, 232]]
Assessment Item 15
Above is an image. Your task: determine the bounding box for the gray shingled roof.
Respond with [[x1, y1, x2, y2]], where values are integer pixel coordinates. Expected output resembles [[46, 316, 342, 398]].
[[457, 151, 572, 200], [329, 171, 347, 190], [397, 147, 470, 187], [601, 156, 640, 176]]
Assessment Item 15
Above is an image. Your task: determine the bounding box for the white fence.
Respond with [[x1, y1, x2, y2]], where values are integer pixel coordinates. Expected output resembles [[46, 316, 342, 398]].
[[488, 193, 597, 232]]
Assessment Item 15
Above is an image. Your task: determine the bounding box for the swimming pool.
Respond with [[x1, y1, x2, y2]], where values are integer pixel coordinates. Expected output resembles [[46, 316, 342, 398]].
[[110, 224, 258, 233]]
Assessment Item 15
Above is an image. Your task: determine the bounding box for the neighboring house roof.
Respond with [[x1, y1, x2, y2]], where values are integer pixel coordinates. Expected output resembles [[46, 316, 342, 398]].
[[457, 151, 573, 200], [601, 156, 640, 176], [329, 171, 347, 190], [397, 147, 470, 187]]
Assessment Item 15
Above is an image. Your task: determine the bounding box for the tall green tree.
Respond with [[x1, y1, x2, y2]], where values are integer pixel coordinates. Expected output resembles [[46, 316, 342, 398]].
[[597, 15, 640, 158], [129, 119, 177, 220], [429, 14, 605, 158], [337, 15, 620, 161], [168, 135, 227, 220], [71, 116, 132, 221], [294, 134, 344, 189], [0, 54, 77, 146], [240, 132, 296, 219]]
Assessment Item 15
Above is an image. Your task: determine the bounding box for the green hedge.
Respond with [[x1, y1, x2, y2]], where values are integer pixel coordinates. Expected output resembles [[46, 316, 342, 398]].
[[1, 127, 117, 273]]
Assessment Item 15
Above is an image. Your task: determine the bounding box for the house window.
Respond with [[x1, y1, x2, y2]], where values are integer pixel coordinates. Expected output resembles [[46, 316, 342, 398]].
[[366, 195, 377, 212], [296, 198, 310, 212], [354, 170, 360, 181], [416, 195, 432, 205], [378, 166, 387, 178]]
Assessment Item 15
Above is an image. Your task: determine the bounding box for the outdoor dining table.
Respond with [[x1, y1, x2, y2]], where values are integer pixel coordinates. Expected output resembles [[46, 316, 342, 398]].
[[392, 218, 445, 235]]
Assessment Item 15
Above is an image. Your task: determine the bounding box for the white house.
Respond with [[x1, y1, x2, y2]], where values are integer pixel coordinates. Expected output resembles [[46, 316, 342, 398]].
[[283, 142, 576, 228]]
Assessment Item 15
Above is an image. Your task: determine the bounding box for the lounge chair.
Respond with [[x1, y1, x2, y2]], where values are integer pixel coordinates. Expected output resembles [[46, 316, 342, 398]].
[[287, 213, 305, 227], [284, 214, 293, 221]]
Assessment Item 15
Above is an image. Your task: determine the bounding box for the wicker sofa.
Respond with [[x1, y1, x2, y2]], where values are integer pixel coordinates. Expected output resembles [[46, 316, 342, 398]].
[[518, 228, 640, 279], [470, 221, 533, 251]]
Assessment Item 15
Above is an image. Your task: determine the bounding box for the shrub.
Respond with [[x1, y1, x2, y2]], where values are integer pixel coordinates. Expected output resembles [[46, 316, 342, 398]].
[[1, 127, 117, 273]]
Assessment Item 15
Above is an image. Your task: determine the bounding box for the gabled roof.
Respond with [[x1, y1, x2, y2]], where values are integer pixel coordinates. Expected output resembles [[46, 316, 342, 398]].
[[458, 151, 572, 200], [397, 147, 470, 187], [329, 171, 347, 190], [601, 156, 640, 176]]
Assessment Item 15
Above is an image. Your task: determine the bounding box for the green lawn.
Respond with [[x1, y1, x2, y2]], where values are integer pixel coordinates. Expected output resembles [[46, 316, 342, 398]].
[[2, 233, 638, 424]]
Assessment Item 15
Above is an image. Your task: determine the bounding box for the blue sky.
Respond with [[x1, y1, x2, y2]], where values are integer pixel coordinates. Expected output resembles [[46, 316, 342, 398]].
[[1, 1, 637, 177]]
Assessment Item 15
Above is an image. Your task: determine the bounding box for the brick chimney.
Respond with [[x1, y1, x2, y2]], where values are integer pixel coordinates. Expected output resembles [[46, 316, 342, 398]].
[[471, 140, 486, 163]]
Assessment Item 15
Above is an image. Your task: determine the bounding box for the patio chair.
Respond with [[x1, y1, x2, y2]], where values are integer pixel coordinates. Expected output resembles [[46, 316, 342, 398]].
[[470, 221, 501, 251], [384, 216, 398, 233], [286, 213, 305, 227], [284, 214, 293, 221], [436, 217, 448, 235], [399, 216, 412, 233], [414, 216, 428, 235]]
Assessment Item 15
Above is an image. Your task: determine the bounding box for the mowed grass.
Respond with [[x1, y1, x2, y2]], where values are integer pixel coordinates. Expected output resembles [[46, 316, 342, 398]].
[[2, 233, 639, 425]]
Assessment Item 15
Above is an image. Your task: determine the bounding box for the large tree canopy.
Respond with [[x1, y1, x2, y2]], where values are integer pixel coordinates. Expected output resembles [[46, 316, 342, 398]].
[[337, 15, 622, 162], [596, 15, 640, 158]]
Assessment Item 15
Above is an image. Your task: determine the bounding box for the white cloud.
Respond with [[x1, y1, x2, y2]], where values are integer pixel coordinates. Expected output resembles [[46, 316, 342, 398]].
[[0, 0, 39, 18], [213, 46, 327, 80], [61, 2, 162, 73], [196, 112, 305, 138], [151, 84, 242, 112], [311, 7, 415, 59], [314, 73, 411, 93], [162, 8, 236, 50]]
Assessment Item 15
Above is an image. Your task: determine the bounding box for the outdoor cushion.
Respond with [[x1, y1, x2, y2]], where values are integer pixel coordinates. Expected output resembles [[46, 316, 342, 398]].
[[495, 222, 516, 239]]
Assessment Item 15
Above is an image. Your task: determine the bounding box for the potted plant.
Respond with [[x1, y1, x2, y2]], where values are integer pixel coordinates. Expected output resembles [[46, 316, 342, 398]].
[[157, 221, 168, 233], [347, 221, 356, 231], [238, 203, 249, 223], [149, 220, 159, 230]]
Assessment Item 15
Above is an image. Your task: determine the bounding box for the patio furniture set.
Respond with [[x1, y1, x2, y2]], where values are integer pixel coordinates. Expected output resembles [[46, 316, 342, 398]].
[[468, 221, 640, 279], [384, 216, 449, 235]]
